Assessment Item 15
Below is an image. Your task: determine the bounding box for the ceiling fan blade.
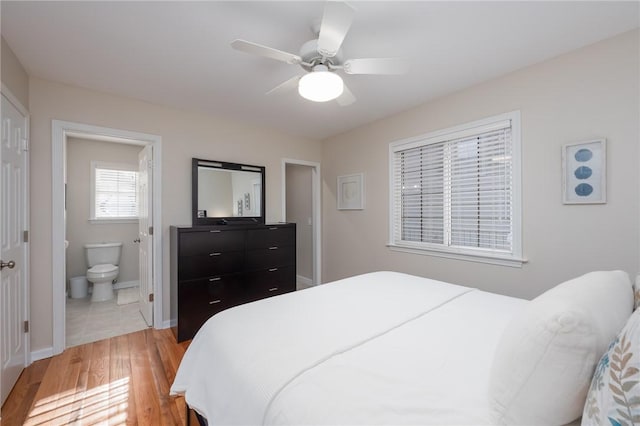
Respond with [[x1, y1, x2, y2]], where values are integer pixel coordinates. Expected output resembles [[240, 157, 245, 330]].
[[336, 83, 356, 106], [343, 58, 409, 75], [317, 1, 356, 58], [266, 75, 303, 96], [231, 39, 302, 65]]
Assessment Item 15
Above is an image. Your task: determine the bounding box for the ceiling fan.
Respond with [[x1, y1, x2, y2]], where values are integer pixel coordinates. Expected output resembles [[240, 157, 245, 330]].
[[230, 1, 408, 105]]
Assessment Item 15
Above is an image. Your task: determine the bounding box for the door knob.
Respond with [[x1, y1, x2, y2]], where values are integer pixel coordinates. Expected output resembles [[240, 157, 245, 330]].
[[0, 260, 15, 270], [133, 238, 141, 243]]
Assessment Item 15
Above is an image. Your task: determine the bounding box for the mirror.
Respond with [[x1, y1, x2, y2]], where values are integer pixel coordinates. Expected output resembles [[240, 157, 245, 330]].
[[192, 158, 265, 225]]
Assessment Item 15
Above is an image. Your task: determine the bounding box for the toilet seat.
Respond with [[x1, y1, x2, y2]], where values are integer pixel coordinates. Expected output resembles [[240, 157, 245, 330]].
[[87, 263, 119, 281], [88, 263, 118, 274]]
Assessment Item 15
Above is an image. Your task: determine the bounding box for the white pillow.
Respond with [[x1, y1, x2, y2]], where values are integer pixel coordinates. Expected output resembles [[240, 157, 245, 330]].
[[488, 270, 634, 425]]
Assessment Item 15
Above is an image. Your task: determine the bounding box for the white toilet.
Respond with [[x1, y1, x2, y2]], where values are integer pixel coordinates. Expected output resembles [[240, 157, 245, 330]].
[[85, 242, 122, 302]]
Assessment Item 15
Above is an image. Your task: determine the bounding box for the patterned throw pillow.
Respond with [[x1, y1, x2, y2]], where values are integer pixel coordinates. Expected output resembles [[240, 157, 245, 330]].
[[582, 309, 640, 426]]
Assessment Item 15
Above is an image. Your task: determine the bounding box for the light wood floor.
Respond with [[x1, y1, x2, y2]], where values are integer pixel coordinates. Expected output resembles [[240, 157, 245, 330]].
[[1, 328, 198, 425]]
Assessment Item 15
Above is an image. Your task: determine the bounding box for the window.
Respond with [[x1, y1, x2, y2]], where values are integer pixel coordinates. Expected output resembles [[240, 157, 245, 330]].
[[389, 111, 522, 266], [90, 161, 138, 222]]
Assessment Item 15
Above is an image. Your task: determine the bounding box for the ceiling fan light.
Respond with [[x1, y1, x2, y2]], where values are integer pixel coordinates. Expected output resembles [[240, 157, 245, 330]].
[[298, 69, 344, 102]]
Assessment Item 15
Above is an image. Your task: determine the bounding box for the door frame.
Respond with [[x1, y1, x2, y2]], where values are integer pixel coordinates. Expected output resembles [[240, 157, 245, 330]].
[[0, 84, 31, 396], [281, 158, 322, 285], [52, 120, 163, 355]]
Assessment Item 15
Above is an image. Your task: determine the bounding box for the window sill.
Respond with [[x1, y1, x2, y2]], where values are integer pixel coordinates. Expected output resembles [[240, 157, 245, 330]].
[[89, 218, 139, 225], [387, 243, 527, 268]]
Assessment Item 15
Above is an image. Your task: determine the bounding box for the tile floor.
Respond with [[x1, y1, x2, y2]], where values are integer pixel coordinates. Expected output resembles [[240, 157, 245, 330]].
[[66, 291, 149, 348]]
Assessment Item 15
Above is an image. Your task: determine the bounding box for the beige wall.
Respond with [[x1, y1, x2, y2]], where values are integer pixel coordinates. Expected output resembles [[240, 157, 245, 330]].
[[29, 78, 322, 352], [321, 30, 640, 300], [66, 137, 142, 285], [1, 36, 29, 109], [286, 164, 313, 280]]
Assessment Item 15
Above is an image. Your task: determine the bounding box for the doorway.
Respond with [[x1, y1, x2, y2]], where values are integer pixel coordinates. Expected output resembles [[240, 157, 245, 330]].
[[64, 137, 147, 347], [51, 121, 162, 355], [282, 159, 321, 286]]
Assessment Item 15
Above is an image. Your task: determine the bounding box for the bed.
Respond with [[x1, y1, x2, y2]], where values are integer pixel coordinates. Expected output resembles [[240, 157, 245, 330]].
[[170, 270, 638, 426]]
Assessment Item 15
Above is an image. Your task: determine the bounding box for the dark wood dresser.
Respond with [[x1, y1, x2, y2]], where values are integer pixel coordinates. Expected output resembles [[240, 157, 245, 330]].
[[171, 223, 296, 342]]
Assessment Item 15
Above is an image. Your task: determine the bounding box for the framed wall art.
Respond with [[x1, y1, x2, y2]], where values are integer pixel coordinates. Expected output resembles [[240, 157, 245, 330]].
[[562, 139, 606, 204], [337, 173, 364, 210]]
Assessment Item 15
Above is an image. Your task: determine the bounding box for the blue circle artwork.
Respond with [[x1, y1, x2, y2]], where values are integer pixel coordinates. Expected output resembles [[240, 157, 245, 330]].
[[574, 166, 592, 180], [574, 148, 593, 162], [575, 183, 593, 197]]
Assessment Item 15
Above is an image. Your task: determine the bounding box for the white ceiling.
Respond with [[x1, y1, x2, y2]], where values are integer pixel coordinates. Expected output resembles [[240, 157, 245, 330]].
[[2, 1, 638, 140]]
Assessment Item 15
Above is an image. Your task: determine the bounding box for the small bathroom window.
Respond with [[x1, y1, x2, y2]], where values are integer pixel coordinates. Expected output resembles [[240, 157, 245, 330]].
[[90, 161, 139, 223]]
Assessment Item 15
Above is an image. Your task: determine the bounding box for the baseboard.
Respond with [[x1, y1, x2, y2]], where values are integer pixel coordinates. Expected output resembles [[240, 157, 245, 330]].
[[297, 275, 313, 287], [31, 346, 54, 362], [113, 280, 139, 290], [162, 318, 177, 329]]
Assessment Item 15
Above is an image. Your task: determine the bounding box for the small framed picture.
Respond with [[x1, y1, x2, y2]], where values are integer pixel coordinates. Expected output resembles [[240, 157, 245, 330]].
[[562, 139, 606, 204], [337, 173, 364, 210]]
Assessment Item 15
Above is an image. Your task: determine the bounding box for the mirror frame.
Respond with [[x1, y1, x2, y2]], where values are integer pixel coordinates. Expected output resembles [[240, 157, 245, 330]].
[[192, 158, 266, 226]]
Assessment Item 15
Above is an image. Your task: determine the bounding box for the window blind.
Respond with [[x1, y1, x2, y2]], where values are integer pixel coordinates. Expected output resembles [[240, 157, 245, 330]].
[[94, 167, 138, 219], [391, 121, 514, 255]]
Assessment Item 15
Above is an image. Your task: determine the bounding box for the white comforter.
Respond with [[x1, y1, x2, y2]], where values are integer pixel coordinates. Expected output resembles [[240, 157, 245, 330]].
[[170, 271, 527, 425]]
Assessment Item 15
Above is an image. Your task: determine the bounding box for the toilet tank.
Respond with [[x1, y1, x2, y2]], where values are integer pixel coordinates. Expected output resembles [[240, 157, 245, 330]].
[[85, 242, 123, 267]]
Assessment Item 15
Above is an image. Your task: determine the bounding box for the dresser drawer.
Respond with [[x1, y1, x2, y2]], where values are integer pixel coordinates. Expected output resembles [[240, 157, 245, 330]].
[[176, 301, 213, 342], [178, 251, 244, 280], [176, 274, 244, 341], [246, 226, 294, 250], [245, 246, 295, 270], [179, 229, 245, 256], [178, 274, 243, 306], [246, 266, 295, 300]]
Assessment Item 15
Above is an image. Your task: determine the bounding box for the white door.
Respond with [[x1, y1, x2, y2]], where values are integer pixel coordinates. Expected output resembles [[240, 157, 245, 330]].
[[1, 93, 29, 405], [137, 145, 153, 326]]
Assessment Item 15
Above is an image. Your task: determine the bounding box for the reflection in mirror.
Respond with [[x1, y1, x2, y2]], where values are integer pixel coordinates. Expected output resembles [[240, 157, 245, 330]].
[[197, 167, 262, 218], [192, 159, 265, 225]]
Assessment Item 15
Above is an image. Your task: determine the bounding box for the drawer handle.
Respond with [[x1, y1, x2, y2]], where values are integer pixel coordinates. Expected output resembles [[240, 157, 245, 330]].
[[268, 268, 278, 272], [209, 277, 221, 282], [268, 287, 279, 292], [210, 230, 221, 233], [209, 299, 221, 304], [269, 227, 278, 230], [268, 246, 278, 250], [209, 252, 221, 256]]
